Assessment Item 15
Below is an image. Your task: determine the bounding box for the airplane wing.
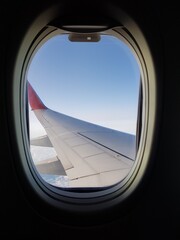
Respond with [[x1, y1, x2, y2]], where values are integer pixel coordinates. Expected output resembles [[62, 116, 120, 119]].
[[28, 82, 136, 188]]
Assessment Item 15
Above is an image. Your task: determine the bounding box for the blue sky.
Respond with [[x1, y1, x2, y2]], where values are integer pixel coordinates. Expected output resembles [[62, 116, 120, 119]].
[[28, 34, 140, 138]]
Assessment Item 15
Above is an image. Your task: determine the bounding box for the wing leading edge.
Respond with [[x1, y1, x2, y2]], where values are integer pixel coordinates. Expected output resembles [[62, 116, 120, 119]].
[[28, 82, 136, 188]]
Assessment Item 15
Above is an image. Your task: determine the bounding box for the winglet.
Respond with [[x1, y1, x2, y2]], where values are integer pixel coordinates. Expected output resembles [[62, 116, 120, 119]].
[[28, 82, 47, 110]]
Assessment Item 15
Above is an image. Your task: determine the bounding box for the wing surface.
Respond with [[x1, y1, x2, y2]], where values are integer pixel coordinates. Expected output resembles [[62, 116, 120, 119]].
[[28, 82, 136, 187]]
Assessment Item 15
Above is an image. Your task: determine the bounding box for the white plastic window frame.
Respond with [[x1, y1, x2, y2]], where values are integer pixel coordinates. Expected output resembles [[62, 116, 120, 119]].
[[12, 6, 156, 213]]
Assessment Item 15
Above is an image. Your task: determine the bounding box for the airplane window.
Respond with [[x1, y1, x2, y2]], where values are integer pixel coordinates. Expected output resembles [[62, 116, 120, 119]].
[[26, 30, 142, 189]]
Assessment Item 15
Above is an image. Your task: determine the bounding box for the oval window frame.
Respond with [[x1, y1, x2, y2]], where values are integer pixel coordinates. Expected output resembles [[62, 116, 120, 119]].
[[11, 3, 157, 219]]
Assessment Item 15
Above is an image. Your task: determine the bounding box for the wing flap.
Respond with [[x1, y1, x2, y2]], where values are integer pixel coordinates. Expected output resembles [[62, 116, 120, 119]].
[[66, 165, 97, 180], [69, 168, 131, 188], [30, 135, 53, 147], [35, 156, 66, 176]]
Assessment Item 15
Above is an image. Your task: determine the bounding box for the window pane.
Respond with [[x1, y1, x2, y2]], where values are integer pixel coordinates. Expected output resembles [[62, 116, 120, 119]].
[[27, 33, 141, 188]]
